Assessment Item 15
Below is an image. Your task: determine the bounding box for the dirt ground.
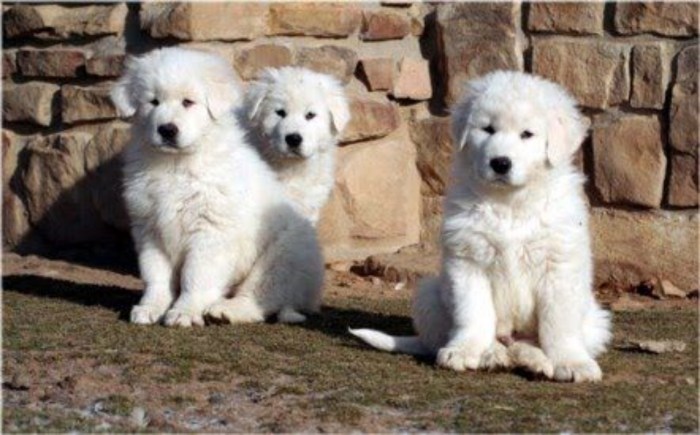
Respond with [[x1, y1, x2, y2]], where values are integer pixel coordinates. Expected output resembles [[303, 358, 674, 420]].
[[2, 250, 698, 432]]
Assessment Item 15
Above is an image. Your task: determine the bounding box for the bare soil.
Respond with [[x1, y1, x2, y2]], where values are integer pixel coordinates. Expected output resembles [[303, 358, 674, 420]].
[[2, 251, 698, 432]]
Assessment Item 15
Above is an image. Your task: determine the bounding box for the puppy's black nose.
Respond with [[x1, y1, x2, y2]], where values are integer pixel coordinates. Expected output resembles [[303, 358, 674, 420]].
[[490, 157, 512, 175], [285, 133, 303, 149], [158, 123, 179, 141]]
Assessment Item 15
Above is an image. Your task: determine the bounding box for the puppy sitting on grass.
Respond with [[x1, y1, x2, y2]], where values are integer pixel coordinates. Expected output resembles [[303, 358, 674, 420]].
[[112, 48, 323, 327], [243, 67, 350, 225], [351, 71, 611, 382]]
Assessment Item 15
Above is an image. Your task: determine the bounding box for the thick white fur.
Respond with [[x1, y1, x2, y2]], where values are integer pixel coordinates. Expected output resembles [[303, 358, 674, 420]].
[[351, 71, 611, 382], [242, 67, 350, 224], [112, 48, 323, 327]]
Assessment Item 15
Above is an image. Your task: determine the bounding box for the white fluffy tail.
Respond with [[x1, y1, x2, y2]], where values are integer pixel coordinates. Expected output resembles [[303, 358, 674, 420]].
[[348, 328, 429, 356]]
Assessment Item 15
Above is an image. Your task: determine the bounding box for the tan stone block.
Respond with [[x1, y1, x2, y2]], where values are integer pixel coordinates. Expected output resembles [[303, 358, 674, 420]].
[[668, 153, 698, 208], [591, 208, 698, 291], [409, 115, 453, 196], [341, 95, 400, 144], [670, 45, 698, 155], [2, 82, 59, 127], [318, 130, 421, 261], [295, 45, 358, 85], [86, 53, 125, 77], [528, 2, 604, 35], [142, 3, 269, 41], [269, 3, 361, 37], [437, 3, 522, 105], [592, 115, 666, 208], [3, 50, 17, 78], [615, 2, 699, 37], [22, 132, 110, 245], [391, 58, 432, 101], [630, 43, 670, 109], [533, 39, 629, 109], [61, 85, 118, 124], [2, 130, 30, 248], [358, 58, 394, 92], [361, 9, 411, 41], [235, 44, 293, 81], [3, 3, 127, 39], [16, 49, 86, 78]]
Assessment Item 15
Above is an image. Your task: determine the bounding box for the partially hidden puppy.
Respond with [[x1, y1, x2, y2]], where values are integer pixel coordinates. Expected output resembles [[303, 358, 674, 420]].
[[242, 67, 350, 225], [112, 48, 323, 327], [351, 71, 611, 382]]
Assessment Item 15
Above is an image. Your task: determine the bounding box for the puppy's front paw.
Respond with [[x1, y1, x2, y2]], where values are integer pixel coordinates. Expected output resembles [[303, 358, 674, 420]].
[[553, 358, 602, 383], [131, 304, 167, 325], [509, 342, 554, 379], [163, 308, 205, 328], [204, 299, 264, 324], [479, 342, 511, 371], [436, 346, 483, 372]]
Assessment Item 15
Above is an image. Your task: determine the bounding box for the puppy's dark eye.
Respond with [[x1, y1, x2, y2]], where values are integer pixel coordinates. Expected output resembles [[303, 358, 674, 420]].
[[305, 112, 316, 120], [150, 99, 159, 106], [483, 125, 495, 134], [520, 130, 534, 139], [182, 99, 194, 108], [276, 109, 287, 118]]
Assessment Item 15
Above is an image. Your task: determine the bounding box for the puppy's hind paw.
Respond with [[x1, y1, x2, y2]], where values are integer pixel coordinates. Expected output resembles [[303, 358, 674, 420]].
[[553, 359, 602, 383], [163, 309, 205, 328], [204, 299, 265, 324], [277, 307, 307, 324], [479, 342, 511, 371], [437, 346, 482, 372], [130, 304, 167, 325], [509, 342, 554, 379]]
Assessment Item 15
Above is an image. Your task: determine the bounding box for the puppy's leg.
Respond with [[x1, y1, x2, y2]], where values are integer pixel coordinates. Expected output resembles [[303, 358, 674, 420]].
[[436, 259, 496, 372], [205, 295, 266, 324], [164, 248, 232, 327], [537, 268, 602, 383], [508, 341, 554, 379], [131, 241, 175, 325]]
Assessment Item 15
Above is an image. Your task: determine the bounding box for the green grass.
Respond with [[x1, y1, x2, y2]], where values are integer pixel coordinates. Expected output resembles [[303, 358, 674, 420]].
[[2, 274, 698, 432]]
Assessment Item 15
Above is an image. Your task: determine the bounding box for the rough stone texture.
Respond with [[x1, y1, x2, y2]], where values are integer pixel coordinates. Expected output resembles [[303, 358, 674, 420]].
[[85, 36, 126, 78], [358, 58, 394, 92], [21, 132, 116, 245], [591, 208, 698, 291], [2, 131, 30, 248], [361, 9, 411, 41], [592, 115, 666, 208], [409, 115, 453, 196], [437, 2, 523, 105], [235, 44, 293, 81], [668, 153, 698, 208], [3, 50, 17, 78], [3, 82, 59, 127], [61, 85, 118, 124], [318, 129, 421, 261], [3, 3, 127, 40], [84, 124, 131, 230], [341, 95, 401, 144], [615, 2, 699, 37], [528, 3, 604, 35], [269, 3, 361, 37], [407, 3, 428, 36], [533, 40, 630, 109], [630, 43, 670, 109], [16, 49, 86, 78], [391, 58, 432, 101], [141, 3, 269, 41], [295, 46, 358, 85], [669, 45, 698, 156]]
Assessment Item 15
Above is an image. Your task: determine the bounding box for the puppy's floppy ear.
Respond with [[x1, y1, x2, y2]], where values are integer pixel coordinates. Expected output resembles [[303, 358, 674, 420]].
[[204, 72, 241, 121], [110, 56, 141, 117], [450, 80, 483, 151], [545, 93, 588, 166], [244, 80, 269, 123], [318, 75, 350, 135]]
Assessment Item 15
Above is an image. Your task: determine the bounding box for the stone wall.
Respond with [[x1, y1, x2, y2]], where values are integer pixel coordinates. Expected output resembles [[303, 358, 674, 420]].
[[2, 2, 698, 291]]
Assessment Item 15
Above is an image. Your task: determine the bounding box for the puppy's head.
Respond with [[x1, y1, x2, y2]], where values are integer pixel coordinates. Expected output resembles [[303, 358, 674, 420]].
[[451, 70, 587, 189], [244, 67, 350, 160], [111, 47, 241, 154]]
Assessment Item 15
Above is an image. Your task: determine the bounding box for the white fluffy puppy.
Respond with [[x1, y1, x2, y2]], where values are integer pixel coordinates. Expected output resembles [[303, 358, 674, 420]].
[[351, 71, 611, 382], [243, 67, 350, 224], [112, 48, 323, 327]]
